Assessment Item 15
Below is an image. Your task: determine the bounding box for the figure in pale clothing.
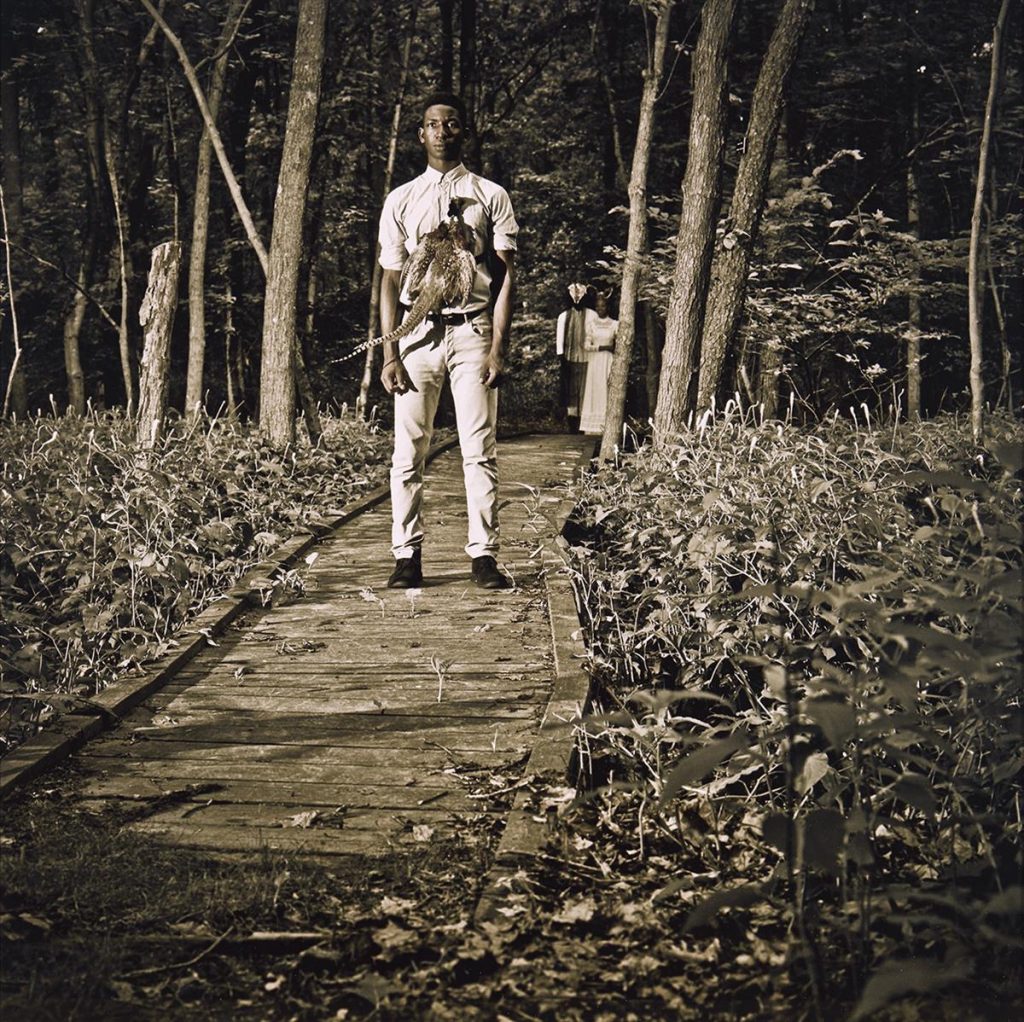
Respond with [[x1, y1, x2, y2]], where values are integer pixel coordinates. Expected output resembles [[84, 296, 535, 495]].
[[579, 291, 618, 435]]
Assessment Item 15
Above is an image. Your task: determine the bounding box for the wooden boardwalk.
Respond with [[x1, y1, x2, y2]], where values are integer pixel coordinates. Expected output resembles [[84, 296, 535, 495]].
[[55, 434, 593, 857]]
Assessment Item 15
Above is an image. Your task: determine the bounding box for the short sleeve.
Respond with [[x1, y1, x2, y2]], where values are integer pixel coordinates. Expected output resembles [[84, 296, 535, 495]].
[[378, 190, 408, 271], [489, 186, 518, 252]]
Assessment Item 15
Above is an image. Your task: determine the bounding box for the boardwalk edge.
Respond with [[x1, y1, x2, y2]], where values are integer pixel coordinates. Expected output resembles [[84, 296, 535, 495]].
[[474, 435, 598, 924], [0, 437, 461, 800]]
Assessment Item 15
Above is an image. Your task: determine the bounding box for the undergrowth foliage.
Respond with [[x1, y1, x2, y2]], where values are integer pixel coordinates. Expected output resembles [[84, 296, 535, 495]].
[[566, 411, 1023, 1019], [0, 411, 391, 750]]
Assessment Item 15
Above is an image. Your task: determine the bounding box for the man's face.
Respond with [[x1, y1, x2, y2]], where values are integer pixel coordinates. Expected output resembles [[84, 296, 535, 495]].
[[419, 104, 465, 162]]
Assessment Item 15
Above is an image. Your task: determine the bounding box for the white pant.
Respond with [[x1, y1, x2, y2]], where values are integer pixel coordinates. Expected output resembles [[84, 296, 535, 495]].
[[390, 314, 499, 560]]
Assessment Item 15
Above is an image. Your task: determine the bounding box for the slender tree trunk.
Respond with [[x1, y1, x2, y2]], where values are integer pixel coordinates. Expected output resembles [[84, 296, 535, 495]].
[[968, 0, 1013, 442], [258, 0, 327, 446], [460, 0, 479, 167], [593, 1, 629, 193], [136, 241, 181, 448], [357, 7, 418, 419], [654, 0, 738, 441], [1, 53, 28, 417], [63, 259, 90, 415], [906, 105, 922, 420], [598, 2, 673, 463], [185, 0, 245, 419], [439, 0, 455, 91], [78, 0, 135, 409], [642, 301, 662, 418], [696, 0, 813, 412]]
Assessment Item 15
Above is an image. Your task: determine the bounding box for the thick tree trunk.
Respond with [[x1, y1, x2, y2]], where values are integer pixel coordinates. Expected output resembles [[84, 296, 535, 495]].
[[598, 2, 673, 463], [357, 8, 418, 419], [696, 0, 813, 412], [185, 0, 246, 419], [967, 0, 1013, 442], [136, 242, 181, 448], [258, 0, 327, 446], [654, 0, 738, 441]]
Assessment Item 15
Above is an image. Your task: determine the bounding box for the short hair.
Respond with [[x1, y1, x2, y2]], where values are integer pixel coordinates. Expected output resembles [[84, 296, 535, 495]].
[[421, 91, 467, 125]]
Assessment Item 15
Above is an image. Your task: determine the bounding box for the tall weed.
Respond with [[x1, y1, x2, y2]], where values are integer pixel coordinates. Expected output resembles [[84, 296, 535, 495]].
[[566, 411, 1023, 1017], [0, 410, 391, 749]]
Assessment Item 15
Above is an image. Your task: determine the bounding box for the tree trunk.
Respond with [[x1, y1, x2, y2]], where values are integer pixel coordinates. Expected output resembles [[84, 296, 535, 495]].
[[185, 0, 246, 419], [593, 1, 630, 193], [460, 0, 479, 167], [136, 242, 181, 448], [906, 94, 922, 420], [696, 0, 813, 412], [357, 7, 418, 419], [1, 52, 28, 418], [439, 0, 455, 91], [63, 259, 90, 415], [654, 0, 738, 442], [258, 0, 327, 447], [642, 301, 662, 418], [598, 2, 673, 463], [967, 0, 1013, 442], [77, 0, 135, 410]]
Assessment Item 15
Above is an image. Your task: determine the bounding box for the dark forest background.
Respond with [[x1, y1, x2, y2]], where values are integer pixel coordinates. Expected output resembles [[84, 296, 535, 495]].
[[0, 0, 1020, 428]]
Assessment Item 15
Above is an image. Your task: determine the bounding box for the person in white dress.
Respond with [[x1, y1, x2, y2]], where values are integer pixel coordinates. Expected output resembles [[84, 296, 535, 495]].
[[579, 290, 618, 435]]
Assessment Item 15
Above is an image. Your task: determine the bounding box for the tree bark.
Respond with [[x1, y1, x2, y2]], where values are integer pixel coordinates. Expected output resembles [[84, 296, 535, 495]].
[[63, 259, 90, 416], [185, 0, 246, 419], [136, 242, 181, 448], [654, 0, 738, 442], [696, 0, 813, 412], [968, 0, 1013, 442], [357, 7, 418, 419], [439, 0, 455, 91], [598, 1, 673, 463], [78, 0, 135, 410], [258, 0, 327, 447], [460, 0, 480, 167], [906, 92, 922, 420], [593, 1, 630, 193], [1, 48, 28, 417]]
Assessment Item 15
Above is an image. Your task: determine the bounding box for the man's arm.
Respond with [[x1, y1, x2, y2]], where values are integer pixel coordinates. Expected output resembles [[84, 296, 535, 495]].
[[380, 268, 411, 395], [481, 249, 515, 388]]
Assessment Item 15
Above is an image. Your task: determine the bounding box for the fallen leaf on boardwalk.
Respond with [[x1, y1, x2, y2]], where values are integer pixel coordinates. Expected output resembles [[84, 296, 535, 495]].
[[283, 810, 319, 829], [411, 824, 435, 842], [552, 896, 597, 924]]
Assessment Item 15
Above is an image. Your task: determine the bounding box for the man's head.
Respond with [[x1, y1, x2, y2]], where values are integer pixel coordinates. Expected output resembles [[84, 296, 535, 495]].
[[419, 91, 468, 169]]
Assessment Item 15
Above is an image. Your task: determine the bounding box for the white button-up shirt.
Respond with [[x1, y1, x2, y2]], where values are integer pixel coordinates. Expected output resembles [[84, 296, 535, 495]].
[[378, 163, 518, 313]]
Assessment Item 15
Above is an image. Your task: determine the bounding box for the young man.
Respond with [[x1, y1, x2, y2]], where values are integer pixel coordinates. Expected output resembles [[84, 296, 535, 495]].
[[378, 91, 518, 590]]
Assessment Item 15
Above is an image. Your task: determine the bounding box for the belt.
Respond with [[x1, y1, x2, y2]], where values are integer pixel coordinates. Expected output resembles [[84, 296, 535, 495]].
[[409, 306, 485, 327]]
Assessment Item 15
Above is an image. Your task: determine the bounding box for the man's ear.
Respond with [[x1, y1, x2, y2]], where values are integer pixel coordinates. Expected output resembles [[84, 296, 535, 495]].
[[417, 126, 425, 144]]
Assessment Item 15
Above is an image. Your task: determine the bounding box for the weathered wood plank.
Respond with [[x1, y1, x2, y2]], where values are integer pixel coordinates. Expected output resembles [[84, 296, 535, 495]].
[[78, 738, 524, 768], [76, 756, 490, 787], [80, 776, 488, 810]]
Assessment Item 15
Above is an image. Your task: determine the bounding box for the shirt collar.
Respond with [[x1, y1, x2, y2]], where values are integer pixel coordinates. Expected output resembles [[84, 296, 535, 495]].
[[422, 163, 468, 186]]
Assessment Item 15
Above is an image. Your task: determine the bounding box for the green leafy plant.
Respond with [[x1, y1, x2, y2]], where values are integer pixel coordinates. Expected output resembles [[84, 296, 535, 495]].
[[563, 408, 1023, 1019]]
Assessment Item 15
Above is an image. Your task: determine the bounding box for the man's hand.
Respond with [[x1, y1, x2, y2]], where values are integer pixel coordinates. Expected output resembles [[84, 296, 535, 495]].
[[480, 348, 504, 389], [382, 357, 412, 395]]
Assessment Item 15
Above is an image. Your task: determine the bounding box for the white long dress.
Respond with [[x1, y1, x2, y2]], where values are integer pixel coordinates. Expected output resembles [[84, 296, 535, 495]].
[[579, 314, 618, 435]]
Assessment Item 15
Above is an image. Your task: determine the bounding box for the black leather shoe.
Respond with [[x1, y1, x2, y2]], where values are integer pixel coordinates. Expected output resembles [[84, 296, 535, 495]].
[[387, 550, 422, 588], [471, 555, 510, 590]]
